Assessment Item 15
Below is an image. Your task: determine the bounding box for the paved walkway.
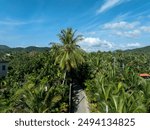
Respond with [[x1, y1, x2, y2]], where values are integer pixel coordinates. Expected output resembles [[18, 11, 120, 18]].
[[71, 82, 90, 113]]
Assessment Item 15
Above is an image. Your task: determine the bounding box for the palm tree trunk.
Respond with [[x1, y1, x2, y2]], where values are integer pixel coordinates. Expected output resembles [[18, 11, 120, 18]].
[[62, 71, 66, 85], [69, 83, 72, 112]]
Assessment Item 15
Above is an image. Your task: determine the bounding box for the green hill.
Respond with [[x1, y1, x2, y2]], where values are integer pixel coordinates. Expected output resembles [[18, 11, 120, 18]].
[[24, 46, 50, 52], [0, 45, 10, 49], [0, 45, 50, 53], [125, 46, 150, 54], [0, 44, 150, 54]]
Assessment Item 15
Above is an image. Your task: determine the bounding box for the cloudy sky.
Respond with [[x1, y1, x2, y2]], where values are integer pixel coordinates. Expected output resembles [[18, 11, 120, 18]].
[[0, 0, 150, 51]]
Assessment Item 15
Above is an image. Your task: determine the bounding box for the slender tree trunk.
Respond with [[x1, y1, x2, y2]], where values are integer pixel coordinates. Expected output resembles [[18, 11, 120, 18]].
[[62, 71, 66, 85], [69, 83, 72, 113]]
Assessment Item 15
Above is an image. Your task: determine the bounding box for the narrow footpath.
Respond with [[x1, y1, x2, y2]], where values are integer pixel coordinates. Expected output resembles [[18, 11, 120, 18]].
[[71, 81, 90, 113]]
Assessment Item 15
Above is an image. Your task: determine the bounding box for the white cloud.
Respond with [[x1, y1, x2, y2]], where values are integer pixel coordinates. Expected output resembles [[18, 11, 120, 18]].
[[112, 42, 143, 51], [103, 21, 150, 35], [113, 13, 131, 21], [82, 37, 113, 48], [79, 37, 145, 51], [140, 26, 150, 32], [103, 21, 139, 29], [115, 29, 141, 37], [83, 37, 100, 45], [97, 0, 121, 14], [102, 21, 148, 38], [127, 42, 141, 47], [97, 0, 130, 14]]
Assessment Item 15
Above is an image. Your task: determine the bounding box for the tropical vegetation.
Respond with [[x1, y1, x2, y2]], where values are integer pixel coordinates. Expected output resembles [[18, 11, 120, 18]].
[[0, 28, 150, 113]]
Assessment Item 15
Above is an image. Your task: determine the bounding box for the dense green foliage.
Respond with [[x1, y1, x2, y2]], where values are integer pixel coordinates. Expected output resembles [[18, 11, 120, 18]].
[[85, 51, 150, 112], [0, 28, 85, 113], [0, 28, 150, 113], [0, 51, 69, 112]]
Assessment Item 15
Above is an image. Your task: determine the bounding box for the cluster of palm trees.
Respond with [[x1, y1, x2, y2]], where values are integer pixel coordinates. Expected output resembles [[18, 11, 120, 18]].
[[0, 28, 85, 113], [0, 28, 150, 113], [85, 51, 150, 112]]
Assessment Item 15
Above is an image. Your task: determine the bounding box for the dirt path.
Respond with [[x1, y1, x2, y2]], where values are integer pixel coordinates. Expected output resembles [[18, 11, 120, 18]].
[[71, 82, 90, 113]]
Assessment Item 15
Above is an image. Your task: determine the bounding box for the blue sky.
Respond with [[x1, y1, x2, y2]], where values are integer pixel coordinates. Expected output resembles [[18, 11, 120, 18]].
[[0, 0, 150, 51]]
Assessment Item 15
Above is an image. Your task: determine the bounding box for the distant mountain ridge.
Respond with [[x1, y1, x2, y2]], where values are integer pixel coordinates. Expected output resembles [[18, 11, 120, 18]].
[[0, 45, 50, 53], [125, 46, 150, 54], [0, 44, 150, 53], [0, 45, 10, 49]]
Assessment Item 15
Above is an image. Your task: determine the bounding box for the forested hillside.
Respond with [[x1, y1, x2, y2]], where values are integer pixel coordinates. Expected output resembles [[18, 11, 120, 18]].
[[125, 46, 150, 54], [0, 28, 150, 113], [0, 45, 49, 53]]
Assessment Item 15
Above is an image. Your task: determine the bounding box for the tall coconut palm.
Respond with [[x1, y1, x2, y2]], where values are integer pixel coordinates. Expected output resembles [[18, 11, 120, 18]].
[[55, 28, 85, 84]]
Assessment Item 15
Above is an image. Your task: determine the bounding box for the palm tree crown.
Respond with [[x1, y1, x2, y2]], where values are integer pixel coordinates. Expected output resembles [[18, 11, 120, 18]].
[[55, 28, 85, 72]]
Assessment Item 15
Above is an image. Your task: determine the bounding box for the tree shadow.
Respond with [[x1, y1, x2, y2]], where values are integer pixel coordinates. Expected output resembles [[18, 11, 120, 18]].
[[71, 81, 85, 113]]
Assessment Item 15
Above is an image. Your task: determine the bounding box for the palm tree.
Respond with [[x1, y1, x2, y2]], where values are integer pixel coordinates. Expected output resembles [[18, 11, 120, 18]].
[[55, 28, 85, 84], [54, 28, 85, 112], [8, 76, 68, 113]]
